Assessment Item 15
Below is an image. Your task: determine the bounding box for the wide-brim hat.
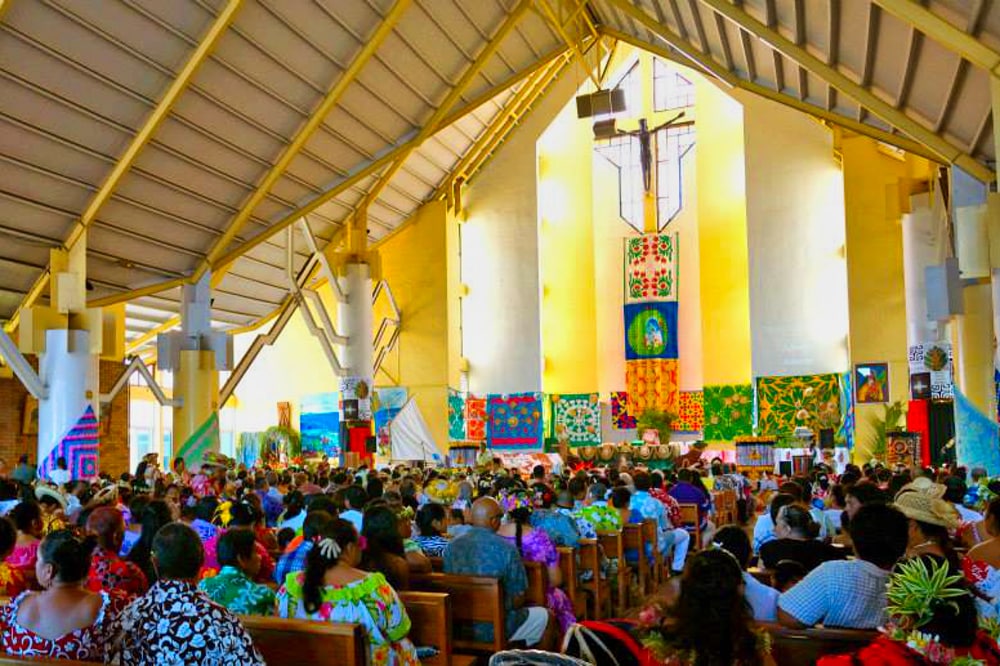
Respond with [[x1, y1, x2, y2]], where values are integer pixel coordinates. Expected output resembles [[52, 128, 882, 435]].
[[91, 484, 119, 506], [34, 485, 67, 510], [894, 478, 959, 529]]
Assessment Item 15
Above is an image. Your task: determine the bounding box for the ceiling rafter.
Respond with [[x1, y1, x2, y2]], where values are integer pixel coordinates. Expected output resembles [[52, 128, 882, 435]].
[[858, 2, 880, 121], [356, 0, 533, 220], [827, 0, 839, 110], [696, 0, 992, 182], [713, 11, 733, 71], [196, 0, 412, 286], [686, 0, 709, 52], [3, 0, 242, 333], [933, 0, 990, 133], [602, 23, 940, 166], [793, 0, 807, 101]]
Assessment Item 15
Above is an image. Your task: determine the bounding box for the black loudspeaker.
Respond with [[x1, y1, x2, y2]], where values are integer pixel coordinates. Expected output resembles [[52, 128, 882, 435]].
[[819, 428, 835, 449], [928, 399, 956, 467], [576, 88, 627, 118], [778, 461, 792, 477], [365, 437, 377, 454]]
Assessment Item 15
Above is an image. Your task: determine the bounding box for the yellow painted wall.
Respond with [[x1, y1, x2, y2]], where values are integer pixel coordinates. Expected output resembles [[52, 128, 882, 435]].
[[375, 199, 457, 452], [694, 79, 752, 386], [840, 134, 931, 454], [538, 95, 598, 393]]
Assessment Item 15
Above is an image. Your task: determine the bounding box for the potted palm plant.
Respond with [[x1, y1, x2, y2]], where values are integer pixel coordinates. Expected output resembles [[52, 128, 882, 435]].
[[635, 409, 677, 446]]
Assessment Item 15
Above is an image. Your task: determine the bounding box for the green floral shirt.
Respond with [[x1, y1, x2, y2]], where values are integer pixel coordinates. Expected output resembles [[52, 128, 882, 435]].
[[575, 502, 623, 535], [198, 566, 276, 617]]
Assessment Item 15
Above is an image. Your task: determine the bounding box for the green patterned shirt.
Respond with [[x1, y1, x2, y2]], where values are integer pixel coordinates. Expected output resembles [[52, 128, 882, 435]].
[[198, 566, 276, 617]]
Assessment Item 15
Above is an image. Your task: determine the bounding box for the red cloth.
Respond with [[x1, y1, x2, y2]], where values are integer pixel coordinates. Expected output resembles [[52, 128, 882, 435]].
[[907, 399, 931, 467], [817, 633, 1000, 665], [348, 425, 373, 465]]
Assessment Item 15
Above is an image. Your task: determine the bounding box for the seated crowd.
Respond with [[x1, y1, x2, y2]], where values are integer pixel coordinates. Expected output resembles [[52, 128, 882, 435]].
[[0, 451, 995, 664]]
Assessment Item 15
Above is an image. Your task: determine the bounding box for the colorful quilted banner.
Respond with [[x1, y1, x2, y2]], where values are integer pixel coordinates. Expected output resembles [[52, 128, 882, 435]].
[[624, 302, 679, 360], [674, 391, 704, 432], [487, 393, 545, 451], [625, 359, 679, 417], [702, 384, 754, 442], [373, 407, 400, 458], [448, 389, 466, 442], [610, 391, 636, 430], [756, 374, 841, 437], [839, 372, 855, 449], [624, 233, 679, 303], [955, 387, 1000, 476], [466, 395, 487, 442], [177, 413, 220, 469], [41, 405, 99, 481], [552, 393, 601, 446]]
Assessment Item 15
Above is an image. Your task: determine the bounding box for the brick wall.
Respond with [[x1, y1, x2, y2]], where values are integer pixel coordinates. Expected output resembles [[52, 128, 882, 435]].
[[0, 360, 130, 477]]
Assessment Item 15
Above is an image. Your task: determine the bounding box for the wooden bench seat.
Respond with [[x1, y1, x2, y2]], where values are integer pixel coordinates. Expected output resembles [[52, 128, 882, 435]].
[[242, 615, 367, 666], [761, 622, 876, 664], [400, 590, 478, 666], [0, 658, 93, 665]]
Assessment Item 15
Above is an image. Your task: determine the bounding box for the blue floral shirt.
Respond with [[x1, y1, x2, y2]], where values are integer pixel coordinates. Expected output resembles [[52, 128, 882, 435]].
[[530, 509, 580, 548]]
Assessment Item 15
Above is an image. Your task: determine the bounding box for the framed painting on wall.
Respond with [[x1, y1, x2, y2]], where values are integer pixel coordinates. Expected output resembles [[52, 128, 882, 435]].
[[855, 363, 889, 404]]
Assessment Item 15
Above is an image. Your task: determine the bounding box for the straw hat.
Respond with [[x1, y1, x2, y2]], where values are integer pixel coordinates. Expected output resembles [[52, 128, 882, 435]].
[[91, 484, 119, 507], [34, 485, 67, 510], [893, 478, 960, 529]]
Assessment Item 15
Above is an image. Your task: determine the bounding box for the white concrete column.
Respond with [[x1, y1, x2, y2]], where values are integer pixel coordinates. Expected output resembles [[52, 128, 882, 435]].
[[37, 329, 97, 472], [340, 262, 374, 380], [901, 194, 945, 347]]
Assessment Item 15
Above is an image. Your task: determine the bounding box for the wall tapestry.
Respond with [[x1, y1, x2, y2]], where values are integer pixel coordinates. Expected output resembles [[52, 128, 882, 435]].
[[908, 342, 953, 400], [674, 391, 704, 432], [552, 393, 601, 446], [955, 387, 1000, 476], [466, 395, 487, 442], [610, 391, 636, 430], [339, 376, 372, 421], [626, 359, 679, 417], [855, 363, 889, 404], [624, 232, 679, 303], [623, 301, 679, 360], [702, 384, 754, 442], [374, 407, 400, 458], [175, 412, 220, 470], [375, 387, 408, 411], [487, 393, 544, 451], [300, 393, 340, 455], [756, 373, 841, 437], [839, 371, 855, 449], [40, 405, 99, 481], [448, 389, 466, 442]]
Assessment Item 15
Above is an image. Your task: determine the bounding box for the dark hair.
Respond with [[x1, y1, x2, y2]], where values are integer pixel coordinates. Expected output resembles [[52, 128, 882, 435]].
[[887, 472, 912, 499], [303, 519, 357, 614], [229, 500, 262, 527], [366, 477, 384, 503], [610, 486, 632, 510], [658, 549, 762, 666], [914, 520, 960, 571], [127, 499, 175, 583], [847, 481, 886, 506], [56, 457, 67, 470], [776, 504, 819, 539], [217, 527, 256, 569], [416, 503, 446, 538], [450, 508, 465, 525], [152, 523, 204, 580], [276, 527, 295, 551], [568, 476, 586, 498], [194, 496, 219, 523], [39, 529, 97, 583], [361, 505, 405, 572], [305, 495, 338, 517], [777, 482, 804, 502], [633, 471, 651, 492], [943, 477, 968, 504], [768, 493, 797, 524], [829, 484, 846, 509], [0, 517, 16, 557], [10, 501, 41, 533], [986, 497, 1000, 535], [849, 504, 909, 569], [773, 559, 807, 592], [713, 525, 751, 569], [283, 490, 305, 521], [344, 485, 367, 510], [900, 555, 978, 648]]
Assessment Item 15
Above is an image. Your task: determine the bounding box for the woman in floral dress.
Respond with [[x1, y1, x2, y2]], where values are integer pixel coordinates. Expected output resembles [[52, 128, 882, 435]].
[[497, 489, 576, 633], [276, 518, 419, 666], [0, 530, 123, 661], [6, 501, 42, 572], [198, 527, 275, 616]]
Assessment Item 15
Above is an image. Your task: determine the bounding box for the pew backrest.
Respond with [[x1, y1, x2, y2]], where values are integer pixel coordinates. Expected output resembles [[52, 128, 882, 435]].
[[399, 591, 452, 665], [762, 622, 876, 665], [242, 615, 367, 666], [524, 560, 548, 607], [410, 572, 506, 654]]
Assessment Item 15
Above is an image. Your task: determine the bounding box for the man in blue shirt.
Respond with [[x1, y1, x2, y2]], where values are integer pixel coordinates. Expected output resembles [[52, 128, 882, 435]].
[[274, 509, 336, 584], [444, 497, 554, 649], [630, 470, 690, 574]]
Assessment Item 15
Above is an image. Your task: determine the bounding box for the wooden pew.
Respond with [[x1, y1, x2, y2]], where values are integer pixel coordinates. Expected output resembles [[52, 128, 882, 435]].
[[524, 560, 548, 607], [429, 556, 445, 572], [557, 546, 586, 620], [641, 519, 662, 586], [410, 573, 506, 654], [0, 659, 93, 666], [598, 531, 632, 615], [242, 615, 367, 666], [622, 523, 651, 595], [577, 538, 611, 620], [761, 623, 875, 665], [678, 503, 702, 550]]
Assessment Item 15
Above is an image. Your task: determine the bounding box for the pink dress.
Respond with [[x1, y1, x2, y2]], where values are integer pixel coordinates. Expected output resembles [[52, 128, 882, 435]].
[[502, 529, 576, 633], [6, 541, 39, 571]]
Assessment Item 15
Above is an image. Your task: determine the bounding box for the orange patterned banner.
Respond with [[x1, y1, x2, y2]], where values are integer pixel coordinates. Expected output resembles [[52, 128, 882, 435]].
[[626, 359, 679, 417]]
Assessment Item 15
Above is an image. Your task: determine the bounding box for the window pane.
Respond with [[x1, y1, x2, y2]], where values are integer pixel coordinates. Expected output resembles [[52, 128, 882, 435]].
[[595, 134, 644, 232], [656, 125, 696, 227], [653, 59, 695, 112]]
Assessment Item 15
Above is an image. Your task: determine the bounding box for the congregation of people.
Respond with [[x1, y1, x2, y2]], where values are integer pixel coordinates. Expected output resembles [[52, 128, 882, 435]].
[[0, 449, 996, 664]]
